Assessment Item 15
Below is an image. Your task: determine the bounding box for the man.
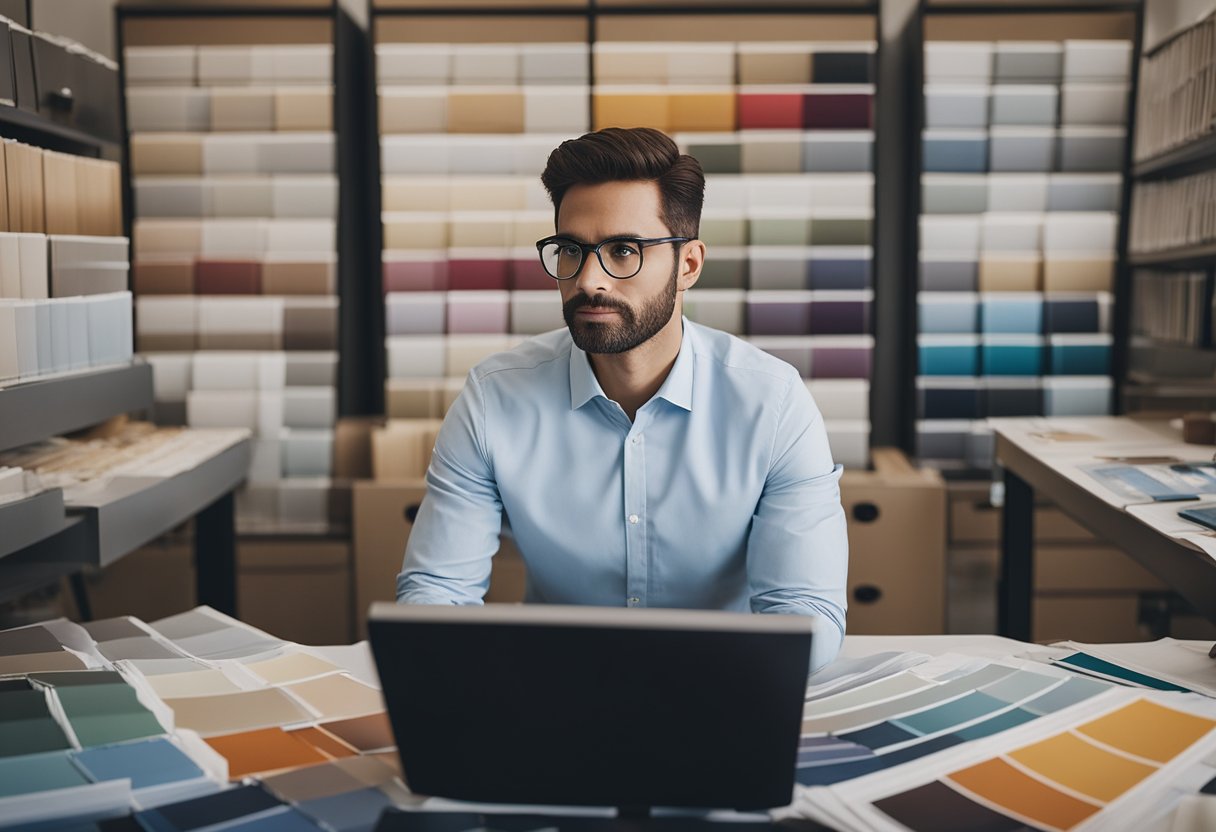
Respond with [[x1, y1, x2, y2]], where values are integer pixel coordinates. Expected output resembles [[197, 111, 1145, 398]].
[[397, 127, 848, 670]]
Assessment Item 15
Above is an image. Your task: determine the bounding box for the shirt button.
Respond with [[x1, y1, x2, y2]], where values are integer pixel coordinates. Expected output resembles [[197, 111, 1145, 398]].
[[628, 514, 639, 525], [631, 437, 640, 445], [628, 597, 640, 606]]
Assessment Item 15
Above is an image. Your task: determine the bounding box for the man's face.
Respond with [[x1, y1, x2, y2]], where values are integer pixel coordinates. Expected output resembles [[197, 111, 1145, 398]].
[[555, 180, 683, 355]]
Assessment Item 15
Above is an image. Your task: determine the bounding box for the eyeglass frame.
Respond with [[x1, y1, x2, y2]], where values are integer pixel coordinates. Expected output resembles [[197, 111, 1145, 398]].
[[534, 235, 694, 281]]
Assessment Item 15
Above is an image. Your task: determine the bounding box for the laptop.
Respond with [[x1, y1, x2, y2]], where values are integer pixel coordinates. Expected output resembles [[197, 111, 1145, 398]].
[[367, 603, 816, 831]]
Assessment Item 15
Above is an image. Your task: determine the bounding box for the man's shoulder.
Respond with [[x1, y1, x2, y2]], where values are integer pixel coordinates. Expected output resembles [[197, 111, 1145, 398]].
[[470, 328, 572, 385], [688, 321, 801, 389]]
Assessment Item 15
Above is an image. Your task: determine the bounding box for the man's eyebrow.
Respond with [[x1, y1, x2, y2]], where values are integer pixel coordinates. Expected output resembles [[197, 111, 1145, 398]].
[[553, 232, 647, 243]]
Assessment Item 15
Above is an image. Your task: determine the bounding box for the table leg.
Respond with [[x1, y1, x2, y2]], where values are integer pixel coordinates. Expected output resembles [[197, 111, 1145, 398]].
[[195, 490, 237, 616], [999, 468, 1034, 641]]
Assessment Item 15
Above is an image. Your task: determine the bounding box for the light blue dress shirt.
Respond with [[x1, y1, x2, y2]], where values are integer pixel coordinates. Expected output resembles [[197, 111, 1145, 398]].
[[397, 318, 849, 670]]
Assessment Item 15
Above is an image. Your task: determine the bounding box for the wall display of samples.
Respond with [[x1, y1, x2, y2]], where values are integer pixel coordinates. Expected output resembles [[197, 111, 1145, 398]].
[[378, 29, 590, 449], [916, 34, 1132, 473], [0, 140, 131, 385], [125, 35, 339, 533], [380, 19, 876, 471]]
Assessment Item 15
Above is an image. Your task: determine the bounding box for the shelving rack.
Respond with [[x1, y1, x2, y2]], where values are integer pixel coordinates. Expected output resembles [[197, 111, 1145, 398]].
[[116, 0, 378, 536], [371, 0, 892, 463], [1122, 10, 1216, 412], [909, 0, 1143, 475], [0, 16, 250, 614]]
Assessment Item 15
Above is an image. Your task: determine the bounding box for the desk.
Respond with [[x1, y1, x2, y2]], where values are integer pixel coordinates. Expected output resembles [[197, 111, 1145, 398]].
[[991, 417, 1216, 641]]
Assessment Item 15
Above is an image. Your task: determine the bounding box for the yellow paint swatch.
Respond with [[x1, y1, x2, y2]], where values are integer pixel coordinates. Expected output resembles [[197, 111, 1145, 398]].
[[593, 92, 669, 131], [1077, 700, 1216, 764], [668, 91, 736, 132], [948, 758, 1101, 831], [1008, 732, 1156, 802]]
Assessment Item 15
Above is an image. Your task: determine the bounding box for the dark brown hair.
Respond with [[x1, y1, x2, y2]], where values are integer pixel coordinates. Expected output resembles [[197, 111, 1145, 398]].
[[540, 127, 705, 239]]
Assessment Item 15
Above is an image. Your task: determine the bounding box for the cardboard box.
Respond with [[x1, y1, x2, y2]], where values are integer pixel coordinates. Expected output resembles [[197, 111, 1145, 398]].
[[1033, 594, 1145, 643], [352, 479, 524, 638], [1036, 545, 1167, 592], [840, 448, 947, 634], [371, 419, 442, 480], [238, 538, 352, 645], [948, 484, 1099, 544], [334, 416, 383, 480]]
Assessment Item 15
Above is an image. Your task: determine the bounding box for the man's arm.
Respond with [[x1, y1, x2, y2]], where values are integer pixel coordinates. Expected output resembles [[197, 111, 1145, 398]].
[[396, 371, 503, 605], [746, 374, 849, 673]]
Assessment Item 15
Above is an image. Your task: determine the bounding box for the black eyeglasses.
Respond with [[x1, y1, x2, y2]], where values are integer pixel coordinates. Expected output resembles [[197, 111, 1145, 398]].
[[536, 235, 692, 281]]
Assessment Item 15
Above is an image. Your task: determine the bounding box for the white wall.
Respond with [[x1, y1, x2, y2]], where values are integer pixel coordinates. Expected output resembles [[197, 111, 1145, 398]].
[[1145, 0, 1216, 52], [31, 0, 116, 59]]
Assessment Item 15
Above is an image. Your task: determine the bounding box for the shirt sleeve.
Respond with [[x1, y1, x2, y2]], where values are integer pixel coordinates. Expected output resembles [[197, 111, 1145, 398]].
[[396, 370, 503, 605], [746, 373, 849, 673]]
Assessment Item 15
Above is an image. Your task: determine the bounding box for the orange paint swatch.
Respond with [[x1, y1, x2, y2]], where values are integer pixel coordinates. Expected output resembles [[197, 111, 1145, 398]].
[[1008, 732, 1156, 802], [290, 726, 357, 760], [205, 727, 328, 779], [593, 92, 669, 132], [1077, 700, 1216, 764], [949, 757, 1101, 830]]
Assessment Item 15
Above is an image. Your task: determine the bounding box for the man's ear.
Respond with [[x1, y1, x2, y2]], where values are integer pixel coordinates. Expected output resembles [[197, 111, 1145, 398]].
[[677, 240, 706, 292]]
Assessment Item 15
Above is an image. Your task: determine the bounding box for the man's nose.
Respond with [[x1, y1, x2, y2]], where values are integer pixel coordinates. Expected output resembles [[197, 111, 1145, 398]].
[[572, 250, 613, 294]]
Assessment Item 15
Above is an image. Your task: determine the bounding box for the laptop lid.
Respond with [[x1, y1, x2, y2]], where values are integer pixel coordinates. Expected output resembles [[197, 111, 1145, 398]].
[[368, 604, 814, 812]]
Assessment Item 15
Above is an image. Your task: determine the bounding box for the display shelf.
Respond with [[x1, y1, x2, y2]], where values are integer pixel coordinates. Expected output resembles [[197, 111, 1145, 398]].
[[0, 489, 70, 560], [0, 363, 154, 453], [67, 436, 251, 566], [1128, 243, 1216, 270], [0, 517, 90, 606], [924, 0, 1140, 10], [1133, 132, 1216, 181], [0, 103, 122, 158]]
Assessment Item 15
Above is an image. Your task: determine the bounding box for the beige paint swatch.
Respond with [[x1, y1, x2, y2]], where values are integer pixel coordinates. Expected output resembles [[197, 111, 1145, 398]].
[[0, 651, 85, 675], [246, 652, 342, 685], [286, 674, 384, 721], [146, 668, 244, 699], [165, 687, 311, 736]]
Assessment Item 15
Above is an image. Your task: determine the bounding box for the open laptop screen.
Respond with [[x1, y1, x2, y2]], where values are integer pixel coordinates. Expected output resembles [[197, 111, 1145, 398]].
[[368, 604, 814, 812]]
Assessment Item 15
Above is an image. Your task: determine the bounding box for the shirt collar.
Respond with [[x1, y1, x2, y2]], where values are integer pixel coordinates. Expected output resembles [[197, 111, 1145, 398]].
[[568, 317, 696, 413]]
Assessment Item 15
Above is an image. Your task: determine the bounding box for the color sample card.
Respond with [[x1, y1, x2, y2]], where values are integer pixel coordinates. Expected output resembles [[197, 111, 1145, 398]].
[[204, 727, 329, 779], [71, 737, 205, 790], [55, 683, 166, 748], [164, 688, 311, 737], [135, 783, 285, 832], [97, 636, 189, 662], [872, 698, 1216, 831], [289, 727, 358, 760], [82, 618, 151, 642], [318, 712, 395, 753], [296, 786, 393, 832], [1053, 652, 1192, 693], [245, 652, 343, 685], [0, 625, 64, 656], [219, 807, 325, 831], [0, 651, 85, 675], [797, 665, 1115, 787], [260, 759, 391, 804], [0, 688, 71, 757], [28, 671, 125, 688], [0, 750, 91, 798], [285, 675, 384, 721], [145, 668, 246, 699]]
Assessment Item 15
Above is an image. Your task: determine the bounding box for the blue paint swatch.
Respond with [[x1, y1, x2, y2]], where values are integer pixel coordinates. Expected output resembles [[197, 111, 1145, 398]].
[[1022, 676, 1111, 716], [953, 707, 1039, 741], [893, 691, 1008, 736], [72, 737, 203, 790], [838, 721, 922, 750], [1056, 653, 1191, 692], [297, 787, 393, 832], [136, 784, 284, 832], [221, 808, 325, 832]]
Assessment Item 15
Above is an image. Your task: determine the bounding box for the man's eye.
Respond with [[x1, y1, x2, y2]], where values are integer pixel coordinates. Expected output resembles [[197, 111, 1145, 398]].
[[559, 245, 582, 257], [612, 245, 638, 258]]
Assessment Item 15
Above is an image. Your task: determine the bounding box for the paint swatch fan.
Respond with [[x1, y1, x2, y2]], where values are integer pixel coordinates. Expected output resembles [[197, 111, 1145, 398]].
[[367, 603, 815, 831]]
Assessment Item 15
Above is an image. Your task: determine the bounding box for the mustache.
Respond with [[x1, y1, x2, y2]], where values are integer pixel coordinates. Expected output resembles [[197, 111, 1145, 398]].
[[563, 294, 630, 316]]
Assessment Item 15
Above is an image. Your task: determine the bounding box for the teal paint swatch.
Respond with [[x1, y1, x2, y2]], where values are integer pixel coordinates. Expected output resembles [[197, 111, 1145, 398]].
[[953, 707, 1039, 741], [893, 691, 1007, 736], [1021, 676, 1111, 716], [0, 689, 71, 757], [56, 684, 164, 747], [1057, 652, 1192, 692], [0, 751, 90, 797]]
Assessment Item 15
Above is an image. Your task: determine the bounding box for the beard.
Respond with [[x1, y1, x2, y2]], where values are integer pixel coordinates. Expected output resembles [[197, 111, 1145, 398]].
[[562, 264, 678, 355]]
